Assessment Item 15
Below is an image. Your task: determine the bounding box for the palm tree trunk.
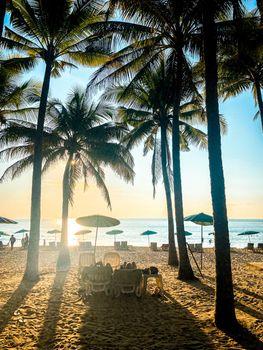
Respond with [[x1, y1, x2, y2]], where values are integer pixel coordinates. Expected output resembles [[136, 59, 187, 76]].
[[0, 0, 6, 37], [172, 49, 195, 280], [56, 157, 71, 271], [257, 0, 263, 24], [254, 78, 263, 132], [23, 61, 52, 282], [160, 119, 178, 266], [202, 4, 237, 329]]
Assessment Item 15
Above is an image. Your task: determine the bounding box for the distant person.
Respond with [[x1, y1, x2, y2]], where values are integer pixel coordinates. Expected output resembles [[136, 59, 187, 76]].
[[9, 235, 16, 250], [24, 233, 29, 249]]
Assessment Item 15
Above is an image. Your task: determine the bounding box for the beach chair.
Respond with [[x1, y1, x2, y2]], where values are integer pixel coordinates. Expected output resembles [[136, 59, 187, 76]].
[[247, 243, 254, 251], [112, 269, 143, 297], [257, 243, 263, 250], [79, 241, 93, 251], [188, 243, 196, 252], [114, 241, 121, 250], [103, 252, 120, 270], [150, 242, 158, 251], [80, 264, 113, 296], [195, 243, 203, 253], [161, 244, 169, 251], [0, 241, 4, 249], [49, 242, 56, 248], [78, 252, 96, 279], [120, 241, 128, 250]]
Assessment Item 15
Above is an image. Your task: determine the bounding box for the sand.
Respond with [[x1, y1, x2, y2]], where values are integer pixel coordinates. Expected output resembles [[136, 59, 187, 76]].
[[0, 246, 262, 349]]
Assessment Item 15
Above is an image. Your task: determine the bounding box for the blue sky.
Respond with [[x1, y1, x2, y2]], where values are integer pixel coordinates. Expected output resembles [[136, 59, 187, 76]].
[[0, 0, 262, 219]]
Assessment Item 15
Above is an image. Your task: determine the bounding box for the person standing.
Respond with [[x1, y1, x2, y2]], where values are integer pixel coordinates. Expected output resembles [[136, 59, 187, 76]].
[[9, 234, 16, 250], [24, 233, 29, 249]]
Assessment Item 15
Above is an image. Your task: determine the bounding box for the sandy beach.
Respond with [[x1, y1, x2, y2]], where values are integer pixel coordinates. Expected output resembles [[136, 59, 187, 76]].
[[0, 246, 262, 349]]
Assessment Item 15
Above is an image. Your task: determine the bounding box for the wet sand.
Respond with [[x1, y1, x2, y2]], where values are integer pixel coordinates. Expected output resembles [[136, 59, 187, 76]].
[[0, 246, 262, 349]]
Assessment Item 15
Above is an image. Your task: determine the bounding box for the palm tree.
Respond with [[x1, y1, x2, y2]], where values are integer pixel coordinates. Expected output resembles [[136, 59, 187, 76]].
[[88, 0, 201, 280], [200, 0, 239, 329], [104, 61, 208, 267], [0, 0, 7, 37], [0, 87, 134, 270], [218, 11, 263, 132], [0, 0, 111, 281]]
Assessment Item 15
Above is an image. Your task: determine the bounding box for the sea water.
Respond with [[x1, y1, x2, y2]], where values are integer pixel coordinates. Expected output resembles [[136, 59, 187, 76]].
[[0, 218, 262, 248]]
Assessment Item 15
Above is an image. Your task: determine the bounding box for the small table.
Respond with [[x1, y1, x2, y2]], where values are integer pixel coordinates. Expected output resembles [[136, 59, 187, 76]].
[[142, 273, 164, 295]]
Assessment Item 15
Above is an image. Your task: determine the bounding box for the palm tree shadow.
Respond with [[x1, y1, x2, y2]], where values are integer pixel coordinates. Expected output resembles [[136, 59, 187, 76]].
[[186, 279, 263, 350], [79, 293, 215, 349], [0, 279, 37, 334], [37, 270, 68, 350]]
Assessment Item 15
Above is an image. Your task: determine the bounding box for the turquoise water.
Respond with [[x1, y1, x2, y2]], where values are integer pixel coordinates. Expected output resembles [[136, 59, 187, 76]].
[[0, 218, 263, 248]]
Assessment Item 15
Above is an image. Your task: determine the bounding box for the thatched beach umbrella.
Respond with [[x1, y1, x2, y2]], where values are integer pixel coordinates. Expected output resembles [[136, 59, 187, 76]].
[[74, 229, 92, 241], [184, 212, 213, 269], [47, 229, 61, 244], [141, 230, 158, 246], [0, 216, 17, 224], [76, 215, 120, 253], [0, 231, 10, 237], [238, 230, 260, 243], [105, 229, 123, 243], [15, 228, 29, 238]]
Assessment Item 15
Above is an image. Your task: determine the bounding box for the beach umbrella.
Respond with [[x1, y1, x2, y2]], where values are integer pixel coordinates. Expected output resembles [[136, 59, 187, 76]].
[[74, 229, 92, 241], [14, 228, 29, 238], [47, 229, 61, 244], [0, 231, 10, 237], [238, 230, 260, 243], [105, 229, 123, 243], [0, 216, 18, 224], [184, 212, 213, 269], [176, 231, 192, 236], [141, 230, 158, 246], [76, 215, 120, 253]]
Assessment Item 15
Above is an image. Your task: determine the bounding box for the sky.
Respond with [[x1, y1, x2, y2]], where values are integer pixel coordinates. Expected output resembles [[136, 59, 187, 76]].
[[0, 0, 262, 220]]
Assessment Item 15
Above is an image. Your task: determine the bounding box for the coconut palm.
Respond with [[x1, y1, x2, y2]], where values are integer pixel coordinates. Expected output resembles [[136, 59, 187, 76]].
[[218, 11, 263, 132], [0, 87, 134, 270], [0, 63, 39, 124], [104, 60, 208, 267], [199, 0, 240, 329], [88, 0, 202, 280], [0, 0, 7, 37], [0, 0, 112, 281]]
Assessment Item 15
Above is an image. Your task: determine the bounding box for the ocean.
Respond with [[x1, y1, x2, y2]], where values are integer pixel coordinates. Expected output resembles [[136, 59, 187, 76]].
[[1, 218, 263, 248]]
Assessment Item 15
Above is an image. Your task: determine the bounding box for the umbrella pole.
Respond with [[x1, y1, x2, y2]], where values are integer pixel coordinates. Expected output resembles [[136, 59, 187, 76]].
[[148, 235, 150, 247], [201, 226, 203, 270], [94, 226, 99, 254]]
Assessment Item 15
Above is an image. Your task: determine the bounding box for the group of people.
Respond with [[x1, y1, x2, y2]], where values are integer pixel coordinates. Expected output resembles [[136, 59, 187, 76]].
[[8, 233, 29, 250]]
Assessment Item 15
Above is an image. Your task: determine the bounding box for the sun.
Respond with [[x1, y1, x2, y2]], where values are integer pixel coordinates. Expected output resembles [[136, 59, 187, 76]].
[[67, 218, 83, 246]]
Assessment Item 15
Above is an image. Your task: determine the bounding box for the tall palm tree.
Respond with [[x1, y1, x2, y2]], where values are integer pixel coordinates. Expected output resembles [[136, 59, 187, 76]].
[[200, 0, 240, 329], [104, 61, 208, 268], [88, 0, 201, 280], [0, 62, 39, 123], [0, 0, 111, 281], [0, 0, 7, 37], [218, 11, 263, 132], [0, 88, 134, 270]]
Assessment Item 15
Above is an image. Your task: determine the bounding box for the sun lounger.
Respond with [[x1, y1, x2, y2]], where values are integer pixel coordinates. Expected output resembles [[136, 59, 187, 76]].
[[112, 269, 143, 297], [150, 242, 158, 251], [195, 243, 203, 253], [79, 241, 93, 251], [103, 252, 120, 270], [49, 242, 56, 248], [78, 252, 96, 279], [247, 243, 254, 250], [114, 241, 121, 250], [120, 241, 128, 250], [80, 265, 113, 296], [257, 243, 263, 250], [161, 244, 169, 251], [188, 243, 195, 252]]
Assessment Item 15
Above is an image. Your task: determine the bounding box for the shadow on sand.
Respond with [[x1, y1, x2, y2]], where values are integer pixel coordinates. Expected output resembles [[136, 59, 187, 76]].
[[187, 278, 263, 350], [79, 293, 214, 349], [37, 270, 68, 350], [0, 279, 37, 334]]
